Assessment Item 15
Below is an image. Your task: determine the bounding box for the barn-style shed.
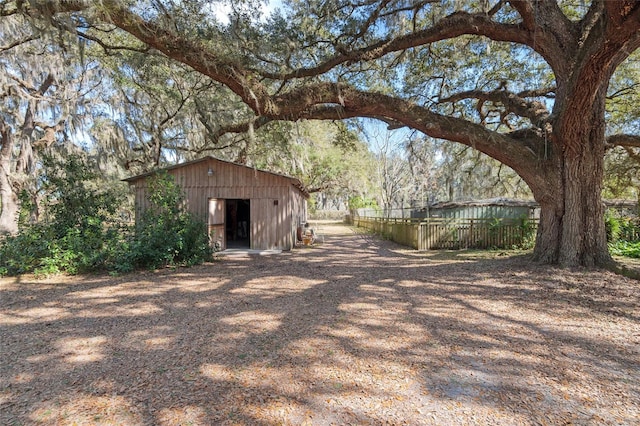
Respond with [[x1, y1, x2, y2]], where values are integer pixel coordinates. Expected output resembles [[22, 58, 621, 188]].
[[124, 156, 309, 251]]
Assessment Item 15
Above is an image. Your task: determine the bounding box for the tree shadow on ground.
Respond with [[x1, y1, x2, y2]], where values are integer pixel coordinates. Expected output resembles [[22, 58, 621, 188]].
[[1, 224, 638, 425]]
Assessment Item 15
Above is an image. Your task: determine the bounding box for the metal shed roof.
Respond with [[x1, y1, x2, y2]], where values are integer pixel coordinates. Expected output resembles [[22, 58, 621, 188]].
[[122, 156, 310, 198]]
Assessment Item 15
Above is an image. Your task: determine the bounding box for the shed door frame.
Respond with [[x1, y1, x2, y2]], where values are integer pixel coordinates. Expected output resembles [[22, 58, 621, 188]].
[[225, 199, 251, 249], [208, 198, 226, 250]]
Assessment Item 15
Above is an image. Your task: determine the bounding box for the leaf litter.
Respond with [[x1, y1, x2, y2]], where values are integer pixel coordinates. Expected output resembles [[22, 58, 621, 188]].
[[1, 222, 638, 425]]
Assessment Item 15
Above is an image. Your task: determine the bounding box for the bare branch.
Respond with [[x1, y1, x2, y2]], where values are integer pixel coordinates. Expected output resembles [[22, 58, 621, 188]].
[[507, 0, 536, 29], [439, 88, 550, 127], [76, 30, 150, 53], [7, 72, 54, 99], [509, 0, 573, 34], [97, 0, 270, 114], [517, 87, 556, 98], [37, 73, 55, 96], [208, 116, 274, 144], [508, 0, 578, 75], [0, 34, 38, 53], [7, 74, 36, 93], [487, 1, 506, 17], [348, 0, 392, 41], [607, 83, 640, 100], [606, 134, 640, 150]]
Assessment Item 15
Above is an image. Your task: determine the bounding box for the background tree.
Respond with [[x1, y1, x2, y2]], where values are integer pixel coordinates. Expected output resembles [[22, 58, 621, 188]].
[[433, 142, 533, 202], [404, 135, 442, 208], [286, 122, 360, 207], [71, 11, 381, 212], [602, 50, 640, 199], [92, 46, 253, 173], [0, 13, 105, 234], [0, 153, 125, 276], [367, 128, 412, 215], [7, 0, 640, 267]]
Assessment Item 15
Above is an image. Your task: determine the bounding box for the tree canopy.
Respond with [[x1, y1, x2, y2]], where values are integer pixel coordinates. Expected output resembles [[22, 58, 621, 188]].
[[1, 0, 640, 267]]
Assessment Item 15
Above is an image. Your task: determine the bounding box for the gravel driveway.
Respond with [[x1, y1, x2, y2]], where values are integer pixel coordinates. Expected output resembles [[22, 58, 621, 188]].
[[1, 222, 639, 425]]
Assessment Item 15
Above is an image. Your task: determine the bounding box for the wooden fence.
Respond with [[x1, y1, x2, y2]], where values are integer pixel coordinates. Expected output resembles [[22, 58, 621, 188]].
[[353, 216, 539, 250], [621, 227, 640, 242]]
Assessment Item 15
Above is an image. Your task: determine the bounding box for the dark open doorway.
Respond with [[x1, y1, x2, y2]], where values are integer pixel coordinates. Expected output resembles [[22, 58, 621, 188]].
[[226, 199, 250, 248]]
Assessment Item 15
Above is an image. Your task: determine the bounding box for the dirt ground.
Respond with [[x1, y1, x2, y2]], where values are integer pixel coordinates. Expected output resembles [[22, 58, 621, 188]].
[[1, 222, 639, 425]]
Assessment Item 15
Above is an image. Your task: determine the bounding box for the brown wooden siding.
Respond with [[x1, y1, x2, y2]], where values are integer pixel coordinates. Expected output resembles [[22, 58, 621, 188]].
[[127, 157, 307, 251]]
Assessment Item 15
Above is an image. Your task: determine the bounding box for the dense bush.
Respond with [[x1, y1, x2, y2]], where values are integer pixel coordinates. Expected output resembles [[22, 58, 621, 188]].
[[609, 241, 640, 258], [118, 171, 212, 271], [606, 213, 640, 242], [0, 161, 212, 276], [606, 212, 640, 258], [0, 155, 124, 276], [515, 216, 536, 250], [605, 211, 623, 242]]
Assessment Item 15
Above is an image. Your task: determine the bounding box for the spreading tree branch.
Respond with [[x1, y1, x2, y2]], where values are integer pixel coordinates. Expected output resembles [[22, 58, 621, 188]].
[[438, 88, 551, 127], [256, 10, 533, 81]]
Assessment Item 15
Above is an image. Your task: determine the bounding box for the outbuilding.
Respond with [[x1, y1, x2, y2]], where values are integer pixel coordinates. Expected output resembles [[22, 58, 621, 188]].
[[410, 198, 539, 220], [124, 156, 309, 251]]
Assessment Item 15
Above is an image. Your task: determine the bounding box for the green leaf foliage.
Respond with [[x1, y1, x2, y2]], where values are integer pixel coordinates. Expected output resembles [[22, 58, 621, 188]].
[[0, 160, 212, 276], [0, 154, 125, 276], [609, 241, 640, 259], [121, 171, 212, 271], [606, 213, 640, 259]]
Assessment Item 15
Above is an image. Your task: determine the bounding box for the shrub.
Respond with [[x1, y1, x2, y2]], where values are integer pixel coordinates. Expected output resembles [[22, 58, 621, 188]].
[[609, 241, 640, 258], [517, 216, 537, 250], [0, 224, 53, 275], [605, 211, 622, 242], [119, 172, 212, 270], [606, 213, 640, 259], [0, 154, 125, 276], [0, 162, 212, 276]]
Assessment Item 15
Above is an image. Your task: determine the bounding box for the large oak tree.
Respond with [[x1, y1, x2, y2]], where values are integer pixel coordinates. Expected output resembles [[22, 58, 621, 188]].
[[0, 12, 96, 234], [7, 0, 640, 267]]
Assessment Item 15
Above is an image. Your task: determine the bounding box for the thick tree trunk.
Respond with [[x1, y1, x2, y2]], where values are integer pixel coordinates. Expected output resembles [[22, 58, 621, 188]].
[[532, 198, 562, 264], [533, 160, 610, 267], [558, 146, 609, 267], [532, 91, 611, 267]]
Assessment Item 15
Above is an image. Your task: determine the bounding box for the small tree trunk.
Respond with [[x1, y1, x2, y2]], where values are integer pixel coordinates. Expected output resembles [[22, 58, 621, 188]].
[[0, 158, 19, 235], [0, 181, 19, 235], [0, 126, 19, 235]]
